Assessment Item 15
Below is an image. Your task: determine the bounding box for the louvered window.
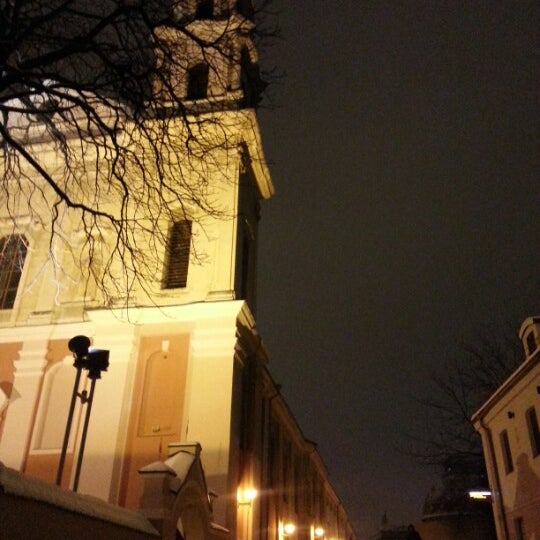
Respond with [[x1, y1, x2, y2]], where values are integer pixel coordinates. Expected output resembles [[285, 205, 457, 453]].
[[163, 221, 191, 289], [0, 234, 27, 309]]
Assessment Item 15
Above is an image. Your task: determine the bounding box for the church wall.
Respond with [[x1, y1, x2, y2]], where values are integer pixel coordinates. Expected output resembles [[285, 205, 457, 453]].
[[0, 302, 246, 525], [0, 108, 268, 329]]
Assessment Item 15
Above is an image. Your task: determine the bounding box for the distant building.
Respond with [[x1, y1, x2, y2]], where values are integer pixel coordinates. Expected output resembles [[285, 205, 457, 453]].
[[0, 1, 356, 539], [368, 524, 409, 540], [417, 455, 496, 540], [366, 454, 497, 540], [472, 316, 540, 540]]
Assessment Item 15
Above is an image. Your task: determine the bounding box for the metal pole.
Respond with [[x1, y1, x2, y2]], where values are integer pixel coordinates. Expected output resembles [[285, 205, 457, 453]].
[[72, 377, 97, 492], [56, 365, 83, 486]]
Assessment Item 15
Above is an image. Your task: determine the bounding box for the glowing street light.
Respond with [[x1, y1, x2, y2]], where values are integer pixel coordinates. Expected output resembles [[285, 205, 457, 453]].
[[283, 522, 296, 536], [237, 487, 258, 505]]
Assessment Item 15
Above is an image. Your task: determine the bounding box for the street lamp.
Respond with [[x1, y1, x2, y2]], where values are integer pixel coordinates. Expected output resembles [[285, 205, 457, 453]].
[[283, 522, 296, 536], [237, 487, 258, 505], [56, 335, 109, 491]]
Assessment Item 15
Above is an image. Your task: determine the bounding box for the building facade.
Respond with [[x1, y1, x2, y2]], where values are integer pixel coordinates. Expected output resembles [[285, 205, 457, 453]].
[[0, 2, 356, 539], [472, 317, 540, 540]]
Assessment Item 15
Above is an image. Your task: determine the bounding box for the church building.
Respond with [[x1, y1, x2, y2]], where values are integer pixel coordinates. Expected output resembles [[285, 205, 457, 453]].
[[0, 2, 356, 539]]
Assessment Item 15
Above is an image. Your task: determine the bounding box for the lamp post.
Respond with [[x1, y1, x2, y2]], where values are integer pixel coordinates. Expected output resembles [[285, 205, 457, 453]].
[[56, 335, 109, 491]]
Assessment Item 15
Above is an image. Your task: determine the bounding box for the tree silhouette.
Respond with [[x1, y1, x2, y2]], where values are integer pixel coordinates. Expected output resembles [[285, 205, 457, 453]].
[[414, 334, 523, 465]]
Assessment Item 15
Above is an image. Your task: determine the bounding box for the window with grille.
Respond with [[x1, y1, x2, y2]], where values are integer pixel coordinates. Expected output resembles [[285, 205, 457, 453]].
[[163, 221, 191, 289], [186, 63, 209, 100], [0, 234, 27, 309]]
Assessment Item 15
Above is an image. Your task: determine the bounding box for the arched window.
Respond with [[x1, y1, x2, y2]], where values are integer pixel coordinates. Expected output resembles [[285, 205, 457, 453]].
[[163, 220, 192, 289], [0, 234, 27, 309], [186, 63, 209, 100]]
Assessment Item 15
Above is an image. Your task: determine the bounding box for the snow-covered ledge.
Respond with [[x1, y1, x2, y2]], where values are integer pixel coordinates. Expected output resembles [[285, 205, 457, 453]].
[[0, 462, 159, 538]]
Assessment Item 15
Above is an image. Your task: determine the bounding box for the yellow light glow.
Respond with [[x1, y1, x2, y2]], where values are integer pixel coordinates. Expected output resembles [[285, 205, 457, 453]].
[[284, 522, 296, 535], [237, 487, 258, 504], [314, 526, 325, 537]]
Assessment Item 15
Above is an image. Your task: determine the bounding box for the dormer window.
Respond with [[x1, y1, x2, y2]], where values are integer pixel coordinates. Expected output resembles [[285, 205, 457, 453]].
[[186, 63, 209, 100], [163, 220, 192, 289], [519, 317, 540, 358], [0, 234, 27, 309], [526, 331, 538, 356], [195, 0, 213, 20]]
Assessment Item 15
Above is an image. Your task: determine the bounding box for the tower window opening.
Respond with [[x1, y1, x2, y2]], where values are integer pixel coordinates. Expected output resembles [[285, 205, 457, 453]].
[[163, 220, 192, 289], [240, 46, 253, 105], [0, 234, 27, 309], [186, 63, 209, 100], [195, 0, 213, 20]]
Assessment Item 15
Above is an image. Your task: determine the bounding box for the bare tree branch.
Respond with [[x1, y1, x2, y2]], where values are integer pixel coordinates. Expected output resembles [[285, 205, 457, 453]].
[[409, 333, 523, 466], [0, 0, 275, 307]]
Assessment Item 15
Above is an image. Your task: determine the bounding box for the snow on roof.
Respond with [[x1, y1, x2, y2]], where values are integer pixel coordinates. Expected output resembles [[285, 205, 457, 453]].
[[164, 451, 197, 482], [0, 462, 159, 536], [139, 449, 197, 485], [210, 522, 230, 533]]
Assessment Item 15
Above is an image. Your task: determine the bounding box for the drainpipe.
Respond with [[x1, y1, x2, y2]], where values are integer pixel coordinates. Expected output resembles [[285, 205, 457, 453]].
[[478, 418, 510, 540]]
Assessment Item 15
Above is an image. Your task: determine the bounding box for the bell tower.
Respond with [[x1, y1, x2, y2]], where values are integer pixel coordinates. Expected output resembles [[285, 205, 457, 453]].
[[146, 0, 272, 313]]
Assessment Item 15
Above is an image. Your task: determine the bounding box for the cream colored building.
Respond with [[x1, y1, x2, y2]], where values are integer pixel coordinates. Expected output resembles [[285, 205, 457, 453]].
[[472, 317, 540, 540], [0, 2, 356, 539]]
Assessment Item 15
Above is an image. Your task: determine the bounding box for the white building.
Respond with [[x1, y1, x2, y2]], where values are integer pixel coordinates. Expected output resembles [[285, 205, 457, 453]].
[[472, 317, 540, 540]]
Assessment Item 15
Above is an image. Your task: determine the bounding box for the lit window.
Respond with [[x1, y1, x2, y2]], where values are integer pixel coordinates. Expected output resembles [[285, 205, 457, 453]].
[[0, 234, 27, 309], [500, 430, 514, 474], [163, 221, 191, 289], [186, 63, 209, 100], [525, 407, 540, 458]]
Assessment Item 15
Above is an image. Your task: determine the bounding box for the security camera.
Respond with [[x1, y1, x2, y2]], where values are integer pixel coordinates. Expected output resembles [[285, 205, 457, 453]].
[[68, 335, 91, 359], [86, 349, 110, 380]]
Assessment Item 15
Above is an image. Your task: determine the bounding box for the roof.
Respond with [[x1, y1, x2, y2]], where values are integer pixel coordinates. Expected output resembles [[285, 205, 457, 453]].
[[471, 348, 539, 423]]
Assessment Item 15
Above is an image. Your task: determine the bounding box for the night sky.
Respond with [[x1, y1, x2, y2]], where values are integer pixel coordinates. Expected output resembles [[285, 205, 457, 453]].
[[254, 2, 538, 538]]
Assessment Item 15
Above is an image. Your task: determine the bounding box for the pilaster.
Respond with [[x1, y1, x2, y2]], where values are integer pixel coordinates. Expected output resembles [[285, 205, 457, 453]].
[[74, 311, 139, 503], [0, 335, 49, 469], [184, 308, 240, 525]]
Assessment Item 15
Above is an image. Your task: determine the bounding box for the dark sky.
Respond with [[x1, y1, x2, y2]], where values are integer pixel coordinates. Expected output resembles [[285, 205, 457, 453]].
[[254, 1, 538, 538]]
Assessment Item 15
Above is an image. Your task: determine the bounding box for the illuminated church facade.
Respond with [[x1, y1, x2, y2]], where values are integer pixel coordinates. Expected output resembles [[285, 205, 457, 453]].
[[0, 2, 356, 539]]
